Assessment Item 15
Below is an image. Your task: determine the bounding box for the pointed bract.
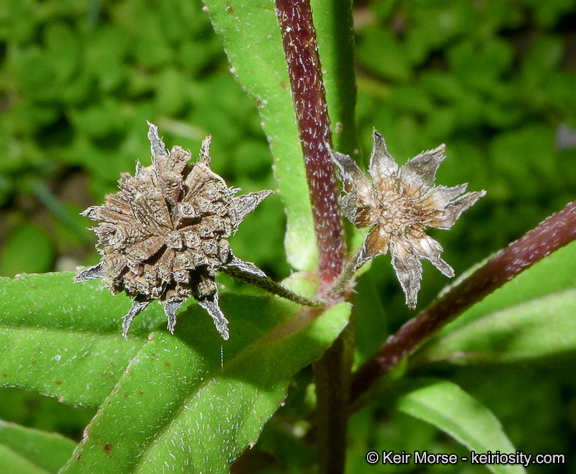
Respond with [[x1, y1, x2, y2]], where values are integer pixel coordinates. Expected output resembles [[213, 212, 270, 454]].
[[398, 145, 445, 190], [329, 148, 365, 190], [163, 298, 184, 334], [230, 190, 274, 231], [122, 300, 150, 338], [197, 294, 230, 340], [223, 252, 268, 279], [74, 262, 105, 282], [147, 121, 167, 158], [369, 129, 398, 185], [332, 129, 485, 308]]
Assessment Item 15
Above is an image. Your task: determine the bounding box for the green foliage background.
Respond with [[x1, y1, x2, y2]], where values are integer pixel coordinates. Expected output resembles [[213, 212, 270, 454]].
[[1, 0, 576, 472]]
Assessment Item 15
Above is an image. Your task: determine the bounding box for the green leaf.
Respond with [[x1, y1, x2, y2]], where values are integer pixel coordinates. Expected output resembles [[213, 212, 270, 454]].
[[155, 68, 190, 116], [0, 421, 76, 473], [417, 240, 576, 365], [67, 98, 128, 140], [356, 27, 411, 82], [396, 380, 525, 474], [353, 272, 388, 366], [489, 124, 556, 199], [203, 0, 316, 271], [0, 444, 46, 474], [0, 272, 164, 407], [60, 297, 350, 472], [43, 22, 79, 84], [0, 225, 55, 277], [448, 38, 513, 93], [312, 0, 359, 155], [84, 24, 132, 92]]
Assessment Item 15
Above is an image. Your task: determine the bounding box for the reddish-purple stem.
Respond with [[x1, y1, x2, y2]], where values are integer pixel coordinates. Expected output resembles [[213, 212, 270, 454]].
[[352, 199, 576, 402], [275, 0, 344, 291]]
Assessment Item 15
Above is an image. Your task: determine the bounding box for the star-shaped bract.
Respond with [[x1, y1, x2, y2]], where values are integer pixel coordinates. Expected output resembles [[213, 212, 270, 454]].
[[75, 122, 272, 339], [329, 129, 485, 308]]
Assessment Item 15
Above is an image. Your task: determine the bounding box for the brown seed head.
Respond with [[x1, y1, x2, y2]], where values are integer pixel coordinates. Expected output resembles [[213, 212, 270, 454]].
[[330, 129, 485, 308], [75, 122, 272, 339]]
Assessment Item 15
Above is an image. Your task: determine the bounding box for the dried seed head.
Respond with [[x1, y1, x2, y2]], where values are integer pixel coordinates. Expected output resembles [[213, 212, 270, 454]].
[[75, 122, 272, 339], [330, 129, 485, 308]]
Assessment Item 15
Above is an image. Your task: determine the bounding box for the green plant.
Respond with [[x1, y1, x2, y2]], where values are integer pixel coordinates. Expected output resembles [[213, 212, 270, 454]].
[[1, 1, 576, 473]]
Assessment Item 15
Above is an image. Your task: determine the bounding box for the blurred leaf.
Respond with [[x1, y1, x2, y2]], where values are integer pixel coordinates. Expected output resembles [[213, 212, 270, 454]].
[[155, 67, 190, 116], [404, 0, 476, 63], [59, 298, 349, 472], [10, 47, 61, 102], [489, 124, 556, 199], [484, 99, 525, 129], [0, 225, 54, 277], [233, 139, 272, 176], [353, 272, 388, 367], [420, 71, 466, 103], [546, 73, 576, 121], [387, 85, 434, 116], [521, 35, 564, 87], [524, 0, 576, 27], [396, 379, 525, 474], [0, 421, 76, 474], [0, 0, 37, 44], [448, 38, 513, 93], [472, 0, 523, 35], [357, 27, 411, 82], [9, 102, 59, 135], [67, 98, 127, 139], [43, 22, 79, 84], [0, 444, 46, 474], [417, 240, 576, 365], [84, 24, 132, 92], [132, 5, 174, 68]]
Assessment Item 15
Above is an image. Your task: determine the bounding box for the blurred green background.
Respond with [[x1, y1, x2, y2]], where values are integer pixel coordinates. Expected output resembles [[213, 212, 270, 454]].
[[1, 0, 576, 471]]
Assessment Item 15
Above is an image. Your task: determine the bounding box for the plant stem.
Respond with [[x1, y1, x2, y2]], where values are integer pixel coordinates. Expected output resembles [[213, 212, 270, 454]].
[[351, 198, 576, 403], [275, 0, 344, 293], [221, 266, 323, 308], [275, 2, 349, 472], [312, 318, 354, 474]]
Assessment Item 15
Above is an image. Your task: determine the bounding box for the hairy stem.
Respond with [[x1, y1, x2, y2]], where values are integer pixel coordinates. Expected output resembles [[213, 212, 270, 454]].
[[275, 0, 344, 292], [275, 2, 350, 472], [221, 266, 323, 308], [351, 199, 576, 403], [312, 318, 355, 474]]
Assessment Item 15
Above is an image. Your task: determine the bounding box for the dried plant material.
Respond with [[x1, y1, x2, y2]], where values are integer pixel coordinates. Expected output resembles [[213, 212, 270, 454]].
[[329, 129, 485, 308], [75, 122, 272, 340]]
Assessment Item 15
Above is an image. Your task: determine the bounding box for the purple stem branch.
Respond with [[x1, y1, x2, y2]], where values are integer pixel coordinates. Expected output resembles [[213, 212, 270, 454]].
[[275, 0, 344, 292], [352, 199, 576, 402]]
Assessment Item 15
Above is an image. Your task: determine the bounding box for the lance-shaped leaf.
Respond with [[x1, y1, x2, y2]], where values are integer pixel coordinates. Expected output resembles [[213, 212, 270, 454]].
[[60, 295, 350, 473], [396, 380, 525, 474], [415, 240, 576, 365], [0, 421, 77, 473], [0, 272, 164, 407]]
